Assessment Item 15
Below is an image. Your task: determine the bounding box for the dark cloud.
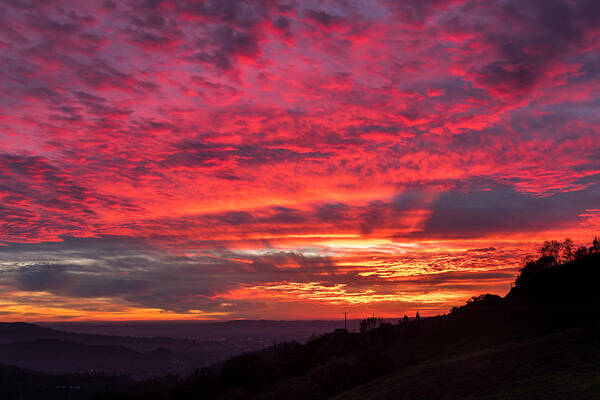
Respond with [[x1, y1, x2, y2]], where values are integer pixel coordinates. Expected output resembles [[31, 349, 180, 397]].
[[71, 90, 132, 117], [163, 140, 231, 167], [102, 1, 117, 10], [447, 0, 600, 98], [421, 184, 600, 237], [173, 0, 280, 72], [2, 0, 50, 10], [16, 264, 71, 292], [358, 200, 388, 235], [164, 139, 331, 168], [236, 145, 331, 165], [12, 262, 152, 299], [76, 61, 157, 92], [272, 16, 290, 30], [313, 202, 351, 222], [381, 0, 459, 27], [176, 0, 272, 28], [192, 25, 260, 71], [16, 10, 104, 54], [123, 8, 183, 50], [473, 62, 536, 97], [303, 9, 347, 28]]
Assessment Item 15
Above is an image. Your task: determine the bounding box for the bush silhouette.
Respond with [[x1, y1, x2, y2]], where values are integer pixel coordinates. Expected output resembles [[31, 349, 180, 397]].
[[359, 316, 383, 333]]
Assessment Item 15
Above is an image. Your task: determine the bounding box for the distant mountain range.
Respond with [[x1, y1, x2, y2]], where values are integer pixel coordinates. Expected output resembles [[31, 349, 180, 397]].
[[0, 322, 203, 377], [40, 320, 356, 339], [0, 322, 201, 352]]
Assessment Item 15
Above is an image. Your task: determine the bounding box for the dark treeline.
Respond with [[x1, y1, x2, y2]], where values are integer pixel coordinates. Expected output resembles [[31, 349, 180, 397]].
[[2, 236, 600, 400]]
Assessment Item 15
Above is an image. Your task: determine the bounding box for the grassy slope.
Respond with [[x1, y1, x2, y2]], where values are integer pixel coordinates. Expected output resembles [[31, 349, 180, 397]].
[[333, 323, 600, 400]]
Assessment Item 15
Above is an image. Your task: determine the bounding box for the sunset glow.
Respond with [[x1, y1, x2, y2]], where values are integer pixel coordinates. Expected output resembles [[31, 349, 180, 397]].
[[1, 0, 599, 321]]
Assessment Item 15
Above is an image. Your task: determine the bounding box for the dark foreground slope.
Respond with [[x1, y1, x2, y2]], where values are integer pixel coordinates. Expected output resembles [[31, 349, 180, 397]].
[[334, 324, 600, 400]]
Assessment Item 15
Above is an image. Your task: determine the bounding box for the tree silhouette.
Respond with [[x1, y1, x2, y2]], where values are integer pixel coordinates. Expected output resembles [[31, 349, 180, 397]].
[[574, 245, 588, 260], [540, 240, 562, 264], [360, 316, 383, 333], [563, 238, 574, 262], [515, 256, 555, 287], [467, 294, 502, 306], [591, 236, 600, 254]]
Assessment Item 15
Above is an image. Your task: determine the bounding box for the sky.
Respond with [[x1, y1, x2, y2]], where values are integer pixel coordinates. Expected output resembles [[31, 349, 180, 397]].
[[0, 0, 599, 321]]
